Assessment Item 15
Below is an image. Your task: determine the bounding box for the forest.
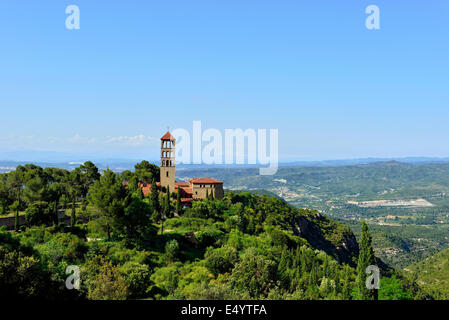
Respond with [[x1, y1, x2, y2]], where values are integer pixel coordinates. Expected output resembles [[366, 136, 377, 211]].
[[0, 161, 423, 300]]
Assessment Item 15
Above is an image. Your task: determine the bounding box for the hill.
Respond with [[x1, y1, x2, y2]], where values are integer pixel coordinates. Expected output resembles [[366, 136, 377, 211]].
[[405, 248, 449, 299], [0, 162, 418, 299], [177, 161, 449, 268]]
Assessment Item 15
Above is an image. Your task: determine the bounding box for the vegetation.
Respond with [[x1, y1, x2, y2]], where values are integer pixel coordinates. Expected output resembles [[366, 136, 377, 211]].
[[405, 247, 449, 299], [0, 161, 425, 300], [178, 162, 449, 268]]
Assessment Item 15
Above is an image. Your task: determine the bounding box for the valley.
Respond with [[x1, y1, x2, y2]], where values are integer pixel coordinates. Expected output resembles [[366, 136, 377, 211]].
[[178, 161, 449, 269]]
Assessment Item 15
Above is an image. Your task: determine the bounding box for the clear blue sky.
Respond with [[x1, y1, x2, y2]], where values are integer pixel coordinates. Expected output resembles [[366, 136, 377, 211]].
[[0, 1, 448, 161]]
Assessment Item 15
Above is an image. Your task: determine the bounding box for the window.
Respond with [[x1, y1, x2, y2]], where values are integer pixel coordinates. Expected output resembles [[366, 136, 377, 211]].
[[162, 160, 165, 166], [166, 171, 169, 177]]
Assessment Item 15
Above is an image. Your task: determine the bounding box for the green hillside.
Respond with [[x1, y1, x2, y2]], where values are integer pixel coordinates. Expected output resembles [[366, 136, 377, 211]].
[[0, 162, 425, 300], [178, 162, 449, 268], [405, 248, 449, 299]]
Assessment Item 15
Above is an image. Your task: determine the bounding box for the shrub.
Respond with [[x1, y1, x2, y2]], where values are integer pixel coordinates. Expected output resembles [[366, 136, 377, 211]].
[[120, 261, 152, 298], [195, 226, 224, 248], [165, 239, 179, 263], [204, 246, 239, 277]]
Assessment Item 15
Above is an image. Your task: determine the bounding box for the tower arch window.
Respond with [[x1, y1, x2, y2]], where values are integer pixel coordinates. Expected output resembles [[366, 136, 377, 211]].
[[162, 160, 165, 167]]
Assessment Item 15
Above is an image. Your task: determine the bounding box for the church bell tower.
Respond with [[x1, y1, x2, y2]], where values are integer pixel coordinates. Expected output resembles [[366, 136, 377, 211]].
[[160, 131, 175, 192]]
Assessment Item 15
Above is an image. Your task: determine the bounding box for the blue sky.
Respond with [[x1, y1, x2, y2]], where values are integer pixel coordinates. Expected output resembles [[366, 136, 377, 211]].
[[0, 1, 448, 162]]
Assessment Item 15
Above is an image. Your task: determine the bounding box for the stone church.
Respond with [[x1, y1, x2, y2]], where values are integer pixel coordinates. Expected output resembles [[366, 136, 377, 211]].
[[138, 131, 224, 206]]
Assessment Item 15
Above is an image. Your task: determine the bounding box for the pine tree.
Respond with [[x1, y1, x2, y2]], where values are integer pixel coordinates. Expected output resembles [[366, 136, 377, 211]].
[[356, 221, 377, 300]]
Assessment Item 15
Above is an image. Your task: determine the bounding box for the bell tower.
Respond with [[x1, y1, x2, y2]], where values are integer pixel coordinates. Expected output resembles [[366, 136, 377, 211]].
[[160, 131, 175, 193]]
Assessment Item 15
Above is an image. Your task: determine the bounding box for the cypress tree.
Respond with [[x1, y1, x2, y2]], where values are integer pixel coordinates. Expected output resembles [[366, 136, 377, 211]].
[[14, 188, 20, 232], [14, 207, 19, 232], [150, 179, 160, 216], [176, 188, 182, 215], [210, 190, 214, 201], [356, 221, 377, 300], [71, 200, 76, 227], [206, 189, 209, 200], [165, 186, 171, 218]]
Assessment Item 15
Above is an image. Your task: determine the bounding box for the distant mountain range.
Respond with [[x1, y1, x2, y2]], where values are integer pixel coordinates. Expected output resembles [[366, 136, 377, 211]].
[[2, 154, 449, 173]]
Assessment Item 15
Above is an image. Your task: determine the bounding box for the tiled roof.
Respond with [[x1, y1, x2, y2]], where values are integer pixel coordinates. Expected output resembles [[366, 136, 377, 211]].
[[160, 131, 176, 141], [175, 182, 190, 188], [181, 187, 193, 195], [189, 178, 223, 184]]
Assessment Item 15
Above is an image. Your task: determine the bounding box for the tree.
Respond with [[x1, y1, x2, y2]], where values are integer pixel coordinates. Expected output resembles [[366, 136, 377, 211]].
[[378, 276, 412, 300], [229, 248, 276, 298], [235, 203, 247, 233], [134, 161, 159, 183], [206, 189, 209, 200], [164, 239, 179, 263], [118, 196, 152, 242], [78, 161, 101, 198], [0, 177, 10, 216], [128, 175, 139, 194], [120, 170, 134, 182], [25, 201, 57, 226], [7, 170, 24, 231], [65, 170, 82, 227], [164, 186, 171, 218], [176, 188, 182, 215], [0, 246, 60, 299], [150, 179, 161, 220], [88, 169, 129, 240], [204, 246, 238, 277], [84, 258, 129, 300], [120, 261, 151, 298], [356, 221, 377, 300]]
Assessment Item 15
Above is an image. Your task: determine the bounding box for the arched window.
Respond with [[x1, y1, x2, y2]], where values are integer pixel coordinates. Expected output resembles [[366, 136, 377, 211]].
[[162, 160, 165, 166]]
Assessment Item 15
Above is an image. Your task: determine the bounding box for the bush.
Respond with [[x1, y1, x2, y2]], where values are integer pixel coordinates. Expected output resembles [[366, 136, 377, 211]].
[[229, 248, 277, 298], [120, 261, 152, 298], [267, 227, 290, 247], [204, 246, 238, 277], [36, 232, 87, 265], [150, 265, 180, 296], [165, 240, 179, 263], [195, 226, 224, 248]]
